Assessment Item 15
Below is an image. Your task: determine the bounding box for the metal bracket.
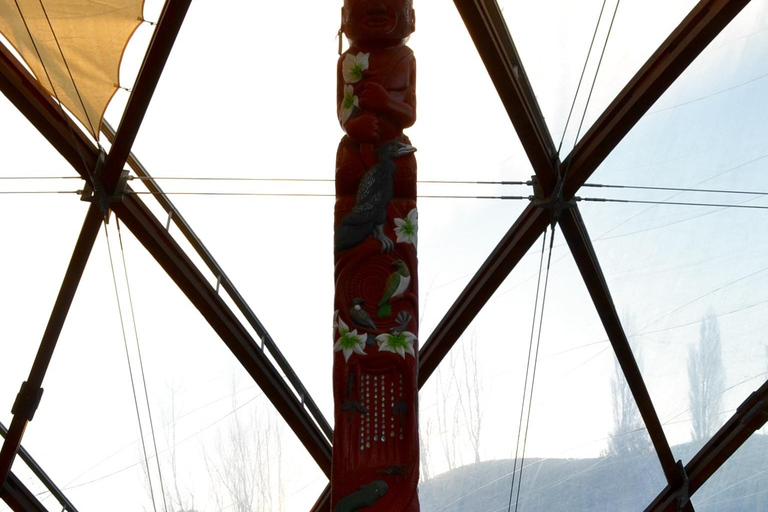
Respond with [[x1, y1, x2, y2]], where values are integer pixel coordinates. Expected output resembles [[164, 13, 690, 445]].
[[741, 399, 768, 430], [10, 381, 44, 422], [79, 149, 130, 222], [529, 175, 575, 227], [675, 459, 690, 512]]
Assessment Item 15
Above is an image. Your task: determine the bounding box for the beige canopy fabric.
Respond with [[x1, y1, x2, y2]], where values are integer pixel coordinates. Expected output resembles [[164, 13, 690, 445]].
[[0, 0, 144, 138]]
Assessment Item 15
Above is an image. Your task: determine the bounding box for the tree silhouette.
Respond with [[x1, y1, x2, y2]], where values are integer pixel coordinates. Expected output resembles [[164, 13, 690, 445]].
[[607, 315, 651, 457], [688, 312, 725, 442]]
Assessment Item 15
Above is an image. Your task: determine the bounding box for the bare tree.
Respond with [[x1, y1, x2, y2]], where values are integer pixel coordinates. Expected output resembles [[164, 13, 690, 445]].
[[452, 332, 482, 463], [435, 359, 460, 471], [164, 387, 196, 512], [688, 311, 725, 441], [419, 415, 433, 481], [204, 379, 284, 512], [607, 316, 651, 456]]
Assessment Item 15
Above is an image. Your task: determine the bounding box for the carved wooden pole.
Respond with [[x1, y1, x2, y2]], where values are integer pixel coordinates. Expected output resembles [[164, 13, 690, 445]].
[[332, 1, 419, 510]]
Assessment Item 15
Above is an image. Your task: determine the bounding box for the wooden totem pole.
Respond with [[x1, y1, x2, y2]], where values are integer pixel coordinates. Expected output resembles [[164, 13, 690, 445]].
[[332, 0, 419, 510]]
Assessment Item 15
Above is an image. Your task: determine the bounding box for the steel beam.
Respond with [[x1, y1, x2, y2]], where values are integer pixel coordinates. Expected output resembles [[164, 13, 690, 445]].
[[0, 39, 333, 475], [0, 0, 193, 482], [310, 483, 331, 512], [0, 422, 79, 512], [0, 472, 49, 512], [419, 0, 752, 401], [0, 203, 103, 487], [418, 203, 550, 386], [101, 0, 193, 194], [113, 193, 333, 475], [453, 0, 559, 191], [559, 208, 684, 490], [644, 379, 768, 512], [102, 121, 332, 441], [561, 0, 752, 199], [0, 43, 97, 173]]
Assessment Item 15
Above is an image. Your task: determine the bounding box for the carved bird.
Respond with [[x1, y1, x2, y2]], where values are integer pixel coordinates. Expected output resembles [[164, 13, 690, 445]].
[[334, 140, 417, 252], [378, 259, 410, 318], [349, 298, 377, 330]]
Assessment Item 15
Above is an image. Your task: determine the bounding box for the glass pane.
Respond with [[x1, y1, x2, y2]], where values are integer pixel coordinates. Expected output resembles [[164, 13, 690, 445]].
[[579, 0, 768, 464], [500, 0, 699, 152], [420, 239, 666, 511], [11, 223, 326, 512]]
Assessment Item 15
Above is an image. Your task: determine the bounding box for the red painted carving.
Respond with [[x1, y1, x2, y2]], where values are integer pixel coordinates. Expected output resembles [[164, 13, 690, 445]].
[[333, 1, 419, 510]]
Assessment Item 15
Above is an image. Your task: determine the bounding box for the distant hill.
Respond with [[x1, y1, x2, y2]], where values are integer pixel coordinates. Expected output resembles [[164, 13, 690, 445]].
[[419, 434, 768, 511]]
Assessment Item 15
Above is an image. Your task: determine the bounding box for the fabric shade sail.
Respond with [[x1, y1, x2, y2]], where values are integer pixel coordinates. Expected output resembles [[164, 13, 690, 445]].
[[0, 0, 144, 138]]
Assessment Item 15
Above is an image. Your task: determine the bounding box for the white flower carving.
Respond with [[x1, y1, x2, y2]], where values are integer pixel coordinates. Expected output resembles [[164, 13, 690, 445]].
[[376, 331, 416, 359], [341, 84, 359, 126], [394, 208, 418, 246], [334, 315, 367, 362], [342, 52, 369, 83]]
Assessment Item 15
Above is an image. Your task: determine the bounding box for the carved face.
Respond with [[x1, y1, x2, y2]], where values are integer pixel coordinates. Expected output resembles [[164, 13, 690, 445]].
[[342, 0, 415, 44]]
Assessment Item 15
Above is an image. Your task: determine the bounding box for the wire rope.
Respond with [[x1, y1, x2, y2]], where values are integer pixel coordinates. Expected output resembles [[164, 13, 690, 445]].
[[115, 219, 169, 512], [512, 226, 557, 512], [577, 197, 768, 210], [556, 0, 609, 155], [128, 176, 529, 186], [582, 182, 768, 196], [559, 0, 622, 193], [506, 230, 548, 512], [568, 0, 621, 160], [103, 221, 160, 512]]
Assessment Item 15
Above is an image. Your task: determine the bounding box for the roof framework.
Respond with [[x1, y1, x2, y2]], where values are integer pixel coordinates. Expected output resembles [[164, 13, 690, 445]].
[[0, 0, 766, 511]]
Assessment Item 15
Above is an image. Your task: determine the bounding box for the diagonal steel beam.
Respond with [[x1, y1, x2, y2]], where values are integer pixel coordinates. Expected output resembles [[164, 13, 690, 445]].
[[418, 0, 560, 384], [558, 207, 685, 490], [419, 0, 752, 396], [310, 483, 331, 512], [644, 378, 768, 512], [418, 203, 550, 386], [0, 43, 98, 173], [112, 193, 333, 474], [0, 422, 79, 512], [0, 32, 333, 476], [453, 0, 559, 191], [0, 203, 103, 487], [101, 0, 193, 194], [0, 471, 49, 512], [102, 121, 333, 440], [0, 1, 193, 485], [561, 0, 752, 199]]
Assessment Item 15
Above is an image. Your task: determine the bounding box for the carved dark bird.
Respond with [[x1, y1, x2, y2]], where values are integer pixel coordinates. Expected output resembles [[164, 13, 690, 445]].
[[334, 480, 388, 512], [335, 140, 417, 252], [349, 298, 377, 330]]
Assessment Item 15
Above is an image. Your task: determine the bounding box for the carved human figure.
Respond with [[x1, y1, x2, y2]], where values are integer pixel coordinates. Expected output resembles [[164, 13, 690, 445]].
[[333, 1, 420, 511]]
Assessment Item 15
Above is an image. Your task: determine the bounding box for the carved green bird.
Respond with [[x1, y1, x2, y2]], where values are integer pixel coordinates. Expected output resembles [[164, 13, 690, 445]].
[[378, 259, 410, 317]]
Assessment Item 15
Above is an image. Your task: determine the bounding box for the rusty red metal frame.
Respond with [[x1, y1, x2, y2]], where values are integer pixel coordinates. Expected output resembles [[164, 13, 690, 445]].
[[0, 0, 760, 509], [0, 472, 49, 512], [0, 13, 333, 484], [0, 0, 194, 489]]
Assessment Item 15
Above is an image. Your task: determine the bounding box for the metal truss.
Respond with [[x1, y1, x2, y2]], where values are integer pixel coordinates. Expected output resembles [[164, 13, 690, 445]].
[[0, 0, 763, 511]]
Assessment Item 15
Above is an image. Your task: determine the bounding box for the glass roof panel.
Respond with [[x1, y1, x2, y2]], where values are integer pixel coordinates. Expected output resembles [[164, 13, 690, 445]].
[[578, 0, 768, 462], [419, 237, 666, 511], [500, 0, 699, 152]]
